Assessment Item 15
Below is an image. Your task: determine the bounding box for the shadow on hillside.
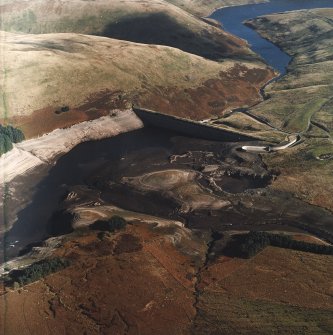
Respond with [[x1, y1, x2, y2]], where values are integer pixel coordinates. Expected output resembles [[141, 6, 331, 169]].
[[101, 12, 228, 60]]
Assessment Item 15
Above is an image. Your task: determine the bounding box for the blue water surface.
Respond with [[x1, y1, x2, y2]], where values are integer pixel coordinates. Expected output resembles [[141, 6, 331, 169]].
[[210, 0, 333, 76]]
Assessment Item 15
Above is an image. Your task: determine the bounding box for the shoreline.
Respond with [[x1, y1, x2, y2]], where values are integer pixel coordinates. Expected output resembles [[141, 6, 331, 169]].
[[0, 205, 187, 277], [0, 109, 144, 237], [0, 109, 143, 184], [205, 0, 268, 19]]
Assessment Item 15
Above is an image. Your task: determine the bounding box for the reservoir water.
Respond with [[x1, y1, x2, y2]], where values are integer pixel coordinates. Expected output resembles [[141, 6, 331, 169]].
[[210, 0, 333, 76]]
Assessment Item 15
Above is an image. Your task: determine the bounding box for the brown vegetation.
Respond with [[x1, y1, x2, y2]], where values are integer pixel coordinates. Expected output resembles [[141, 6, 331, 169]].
[[0, 223, 203, 335], [1, 227, 332, 335], [194, 246, 333, 334], [0, 0, 274, 137]]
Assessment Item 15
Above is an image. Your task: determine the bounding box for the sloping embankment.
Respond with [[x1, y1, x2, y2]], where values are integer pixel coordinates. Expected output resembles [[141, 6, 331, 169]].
[[133, 107, 258, 142], [0, 109, 143, 183]]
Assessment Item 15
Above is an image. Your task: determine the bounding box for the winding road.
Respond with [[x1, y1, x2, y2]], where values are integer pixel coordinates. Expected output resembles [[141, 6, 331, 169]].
[[241, 135, 301, 153]]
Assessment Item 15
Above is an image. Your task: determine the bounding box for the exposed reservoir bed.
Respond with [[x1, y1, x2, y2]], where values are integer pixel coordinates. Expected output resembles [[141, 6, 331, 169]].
[[2, 0, 333, 262], [3, 127, 333, 261], [1, 127, 266, 259]]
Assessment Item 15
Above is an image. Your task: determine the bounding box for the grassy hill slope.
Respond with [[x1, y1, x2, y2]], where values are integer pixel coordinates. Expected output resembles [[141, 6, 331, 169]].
[[0, 0, 260, 61], [165, 0, 266, 16], [246, 9, 333, 211], [0, 31, 273, 137], [0, 0, 275, 137]]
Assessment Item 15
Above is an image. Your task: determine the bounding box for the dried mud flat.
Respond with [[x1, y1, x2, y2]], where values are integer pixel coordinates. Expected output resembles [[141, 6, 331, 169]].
[[2, 125, 332, 334], [1, 1, 333, 334], [68, 131, 333, 242]]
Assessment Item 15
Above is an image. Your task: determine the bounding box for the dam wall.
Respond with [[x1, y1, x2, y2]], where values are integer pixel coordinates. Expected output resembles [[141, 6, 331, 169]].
[[133, 107, 257, 142]]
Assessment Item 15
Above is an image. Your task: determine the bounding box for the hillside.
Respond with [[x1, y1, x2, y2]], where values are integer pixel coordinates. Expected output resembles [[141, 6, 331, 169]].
[[0, 30, 273, 138], [1, 224, 332, 335], [0, 0, 258, 61], [165, 0, 266, 16], [0, 2, 332, 334], [0, 0, 276, 138], [245, 9, 333, 211]]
